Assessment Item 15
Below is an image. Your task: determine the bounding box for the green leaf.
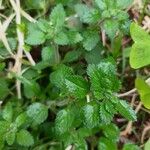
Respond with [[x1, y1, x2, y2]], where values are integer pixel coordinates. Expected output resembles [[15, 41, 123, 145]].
[[145, 139, 150, 150], [87, 60, 120, 99], [50, 65, 73, 89], [102, 124, 119, 142], [54, 32, 69, 45], [135, 78, 150, 109], [26, 103, 48, 125], [83, 30, 99, 51], [75, 4, 100, 24], [26, 23, 46, 45], [2, 102, 13, 122], [67, 31, 83, 44], [98, 137, 117, 150], [99, 101, 116, 124], [123, 143, 141, 150], [63, 50, 82, 63], [65, 75, 89, 99], [17, 130, 34, 147], [95, 0, 107, 10], [15, 112, 30, 127], [130, 23, 150, 69], [5, 130, 16, 145], [55, 109, 75, 135], [0, 78, 9, 99], [117, 0, 133, 9], [50, 4, 66, 31], [0, 121, 10, 134], [83, 103, 100, 128], [116, 100, 137, 121], [103, 20, 119, 39], [42, 46, 56, 63]]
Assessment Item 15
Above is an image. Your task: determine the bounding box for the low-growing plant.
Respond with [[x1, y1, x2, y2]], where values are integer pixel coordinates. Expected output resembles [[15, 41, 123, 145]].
[[0, 0, 148, 149]]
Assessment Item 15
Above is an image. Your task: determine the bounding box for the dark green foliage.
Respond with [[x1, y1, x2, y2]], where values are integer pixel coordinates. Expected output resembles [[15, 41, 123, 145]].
[[0, 0, 141, 149]]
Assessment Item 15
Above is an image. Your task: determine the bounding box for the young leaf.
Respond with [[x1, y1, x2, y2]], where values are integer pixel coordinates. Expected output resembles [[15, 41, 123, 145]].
[[83, 30, 99, 51], [135, 78, 150, 109], [17, 130, 34, 147], [65, 75, 89, 99], [75, 4, 100, 24], [130, 23, 150, 69], [54, 32, 69, 45], [26, 103, 48, 125], [50, 4, 66, 31], [26, 23, 46, 45], [116, 100, 136, 121]]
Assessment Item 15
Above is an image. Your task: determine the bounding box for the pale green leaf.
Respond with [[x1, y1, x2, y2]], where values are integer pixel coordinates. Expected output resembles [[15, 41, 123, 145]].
[[130, 23, 150, 69], [135, 78, 150, 109], [54, 32, 69, 45], [144, 139, 150, 150]]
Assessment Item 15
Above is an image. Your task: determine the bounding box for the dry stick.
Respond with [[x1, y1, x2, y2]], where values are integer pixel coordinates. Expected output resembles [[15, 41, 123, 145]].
[[141, 124, 150, 143], [118, 77, 150, 97], [10, 0, 35, 66], [10, 0, 23, 99]]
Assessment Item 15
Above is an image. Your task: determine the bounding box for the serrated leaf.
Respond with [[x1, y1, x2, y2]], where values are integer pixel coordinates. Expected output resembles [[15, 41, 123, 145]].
[[98, 137, 117, 150], [103, 20, 119, 39], [15, 112, 30, 127], [135, 78, 150, 109], [130, 23, 150, 69], [2, 102, 13, 122], [116, 100, 136, 121], [65, 75, 89, 99], [95, 0, 107, 10], [87, 60, 120, 99], [67, 31, 83, 44], [26, 23, 46, 45], [83, 103, 100, 128], [75, 4, 100, 24], [55, 109, 75, 135], [54, 32, 69, 45], [99, 102, 116, 124], [17, 130, 34, 147], [26, 103, 48, 125], [102, 124, 119, 142], [50, 65, 73, 89], [50, 4, 66, 31], [83, 30, 99, 51]]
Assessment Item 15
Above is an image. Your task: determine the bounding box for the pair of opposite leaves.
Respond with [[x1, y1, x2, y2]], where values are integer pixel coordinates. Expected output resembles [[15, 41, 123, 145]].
[[130, 23, 150, 109]]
